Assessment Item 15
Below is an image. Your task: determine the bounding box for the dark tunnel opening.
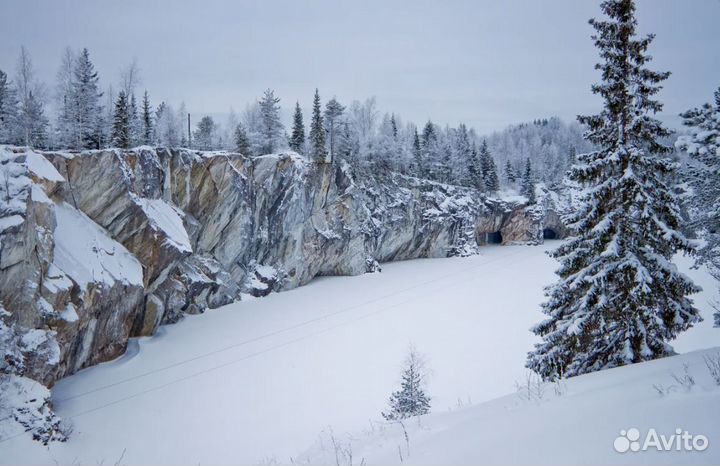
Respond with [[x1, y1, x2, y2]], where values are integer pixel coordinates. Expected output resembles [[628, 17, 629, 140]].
[[543, 228, 558, 240], [486, 231, 503, 244]]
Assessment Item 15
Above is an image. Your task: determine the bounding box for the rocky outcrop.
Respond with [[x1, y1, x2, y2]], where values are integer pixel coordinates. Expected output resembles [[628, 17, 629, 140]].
[[0, 146, 564, 388]]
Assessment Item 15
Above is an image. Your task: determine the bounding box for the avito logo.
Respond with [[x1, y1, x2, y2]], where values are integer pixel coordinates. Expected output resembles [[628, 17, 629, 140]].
[[614, 427, 709, 453]]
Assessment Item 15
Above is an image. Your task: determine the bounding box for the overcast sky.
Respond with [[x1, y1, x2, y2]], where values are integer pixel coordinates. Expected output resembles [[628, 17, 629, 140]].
[[1, 0, 719, 134]]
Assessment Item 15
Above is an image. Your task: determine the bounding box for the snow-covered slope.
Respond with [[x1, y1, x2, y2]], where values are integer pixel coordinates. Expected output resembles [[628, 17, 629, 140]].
[[53, 202, 143, 288], [0, 243, 716, 465], [300, 348, 720, 466]]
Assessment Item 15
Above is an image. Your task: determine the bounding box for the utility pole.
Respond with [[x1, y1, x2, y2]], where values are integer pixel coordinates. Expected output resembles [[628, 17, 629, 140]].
[[187, 113, 191, 148]]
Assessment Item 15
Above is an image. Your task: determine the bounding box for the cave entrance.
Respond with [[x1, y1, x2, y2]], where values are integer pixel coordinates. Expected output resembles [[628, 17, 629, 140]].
[[543, 228, 558, 240], [486, 231, 503, 244]]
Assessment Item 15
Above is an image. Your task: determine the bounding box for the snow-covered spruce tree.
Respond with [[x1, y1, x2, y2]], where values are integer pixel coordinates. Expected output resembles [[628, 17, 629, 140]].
[[468, 142, 483, 190], [412, 127, 423, 177], [193, 115, 216, 151], [455, 123, 472, 185], [382, 346, 431, 421], [309, 89, 328, 163], [289, 101, 305, 154], [0, 69, 19, 144], [234, 122, 250, 155], [141, 90, 153, 145], [479, 139, 499, 193], [376, 113, 398, 170], [520, 158, 535, 204], [111, 90, 130, 149], [438, 136, 453, 184], [258, 88, 283, 154], [336, 121, 357, 165], [527, 0, 701, 380], [72, 48, 103, 149], [128, 93, 141, 146], [676, 86, 720, 327], [22, 91, 48, 149], [505, 159, 516, 184], [324, 97, 345, 160]]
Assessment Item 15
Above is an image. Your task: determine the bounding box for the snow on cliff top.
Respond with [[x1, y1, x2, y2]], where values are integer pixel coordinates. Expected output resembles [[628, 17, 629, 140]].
[[53, 202, 143, 288]]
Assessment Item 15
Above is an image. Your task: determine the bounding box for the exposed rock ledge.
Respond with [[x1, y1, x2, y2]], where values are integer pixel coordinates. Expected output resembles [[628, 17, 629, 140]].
[[0, 146, 565, 387]]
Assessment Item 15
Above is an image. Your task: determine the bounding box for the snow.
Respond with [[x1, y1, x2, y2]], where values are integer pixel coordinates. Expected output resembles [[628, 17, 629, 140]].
[[20, 330, 60, 366], [301, 348, 720, 466], [133, 196, 192, 253], [0, 374, 68, 445], [0, 243, 716, 465], [60, 303, 79, 323], [52, 202, 144, 288], [255, 264, 277, 279], [0, 215, 24, 233], [42, 264, 73, 295], [25, 151, 64, 182], [30, 184, 52, 204]]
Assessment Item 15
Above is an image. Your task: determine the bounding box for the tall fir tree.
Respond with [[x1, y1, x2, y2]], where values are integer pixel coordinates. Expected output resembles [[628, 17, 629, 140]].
[[439, 137, 453, 184], [289, 101, 305, 154], [234, 122, 250, 155], [336, 121, 357, 165], [111, 90, 130, 149], [421, 121, 438, 179], [390, 114, 398, 139], [324, 97, 345, 160], [479, 139, 499, 192], [468, 142, 483, 190], [72, 48, 103, 149], [412, 127, 423, 177], [505, 159, 516, 184], [141, 90, 153, 145], [527, 0, 701, 380], [23, 91, 48, 148], [455, 123, 472, 185], [258, 89, 283, 154], [382, 346, 431, 421], [521, 158, 535, 204], [193, 116, 216, 151], [128, 93, 140, 146], [309, 88, 327, 163], [677, 86, 720, 327], [0, 69, 19, 144]]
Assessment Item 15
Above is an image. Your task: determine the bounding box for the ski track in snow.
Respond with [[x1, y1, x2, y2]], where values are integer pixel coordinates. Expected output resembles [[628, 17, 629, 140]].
[[0, 242, 717, 465]]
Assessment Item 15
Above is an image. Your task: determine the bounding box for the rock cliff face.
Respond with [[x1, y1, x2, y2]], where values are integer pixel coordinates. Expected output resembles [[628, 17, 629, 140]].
[[0, 146, 564, 387]]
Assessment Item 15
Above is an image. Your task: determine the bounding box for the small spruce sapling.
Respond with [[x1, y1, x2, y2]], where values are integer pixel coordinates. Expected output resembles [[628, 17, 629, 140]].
[[382, 345, 431, 421]]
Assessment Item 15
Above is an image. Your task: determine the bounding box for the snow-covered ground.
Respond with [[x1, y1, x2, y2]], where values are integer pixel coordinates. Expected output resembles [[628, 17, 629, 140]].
[[301, 347, 720, 466], [0, 242, 717, 465]]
